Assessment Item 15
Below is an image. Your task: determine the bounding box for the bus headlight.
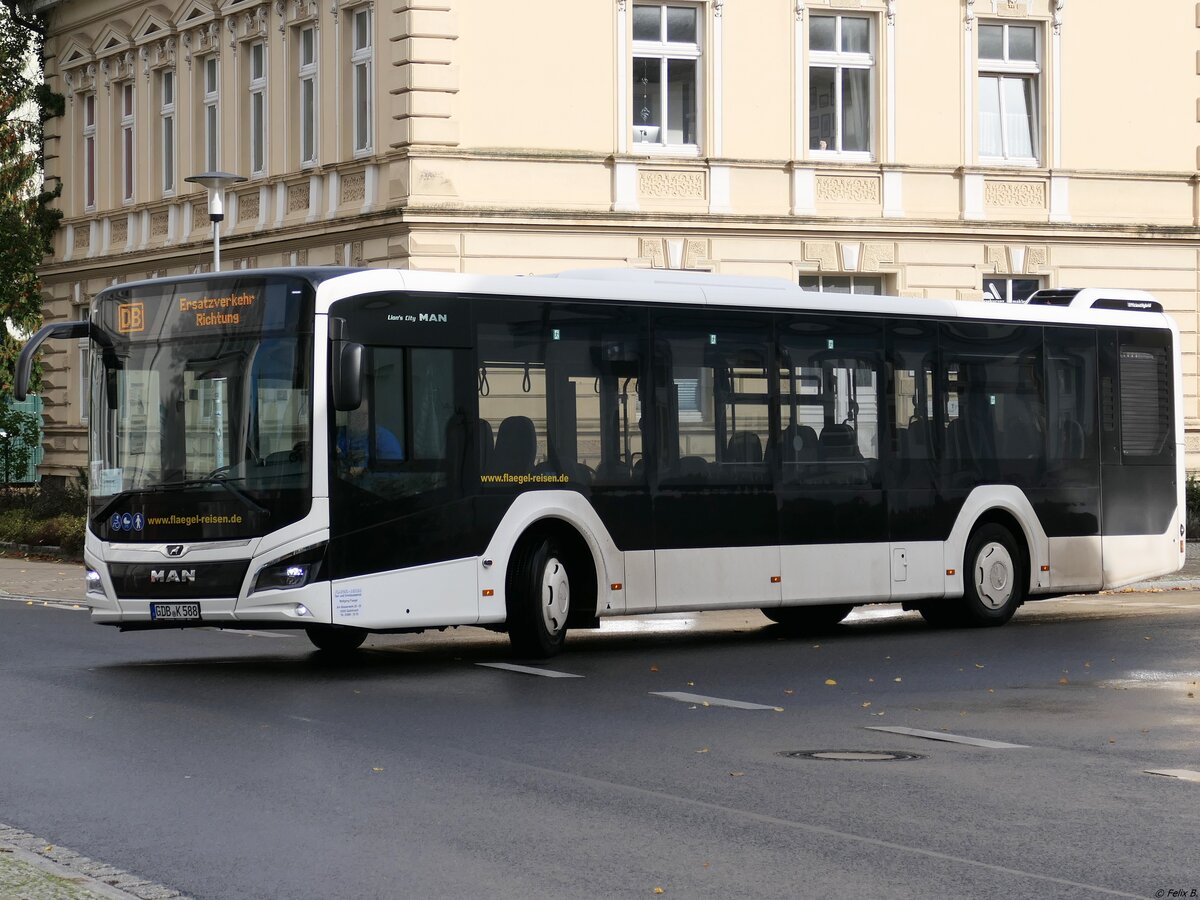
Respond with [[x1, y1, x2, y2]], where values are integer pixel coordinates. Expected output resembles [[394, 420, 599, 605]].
[[252, 544, 327, 593], [85, 568, 103, 592]]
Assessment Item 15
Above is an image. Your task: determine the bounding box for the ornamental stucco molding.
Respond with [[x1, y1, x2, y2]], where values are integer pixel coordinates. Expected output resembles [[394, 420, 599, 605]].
[[815, 175, 881, 204], [639, 170, 706, 200], [984, 180, 1046, 208], [340, 172, 367, 204], [1053, 0, 1065, 34]]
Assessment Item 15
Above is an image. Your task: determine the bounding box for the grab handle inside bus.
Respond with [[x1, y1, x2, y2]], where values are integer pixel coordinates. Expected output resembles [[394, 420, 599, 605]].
[[15, 321, 90, 401]]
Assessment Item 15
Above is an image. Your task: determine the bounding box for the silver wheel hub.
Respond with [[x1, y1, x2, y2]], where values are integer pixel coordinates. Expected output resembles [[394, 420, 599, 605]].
[[540, 557, 569, 635], [974, 542, 1014, 610]]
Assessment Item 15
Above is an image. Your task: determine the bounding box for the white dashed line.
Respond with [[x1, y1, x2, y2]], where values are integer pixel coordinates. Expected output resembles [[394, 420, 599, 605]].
[[866, 725, 1029, 749], [477, 662, 582, 678], [1145, 768, 1200, 783], [650, 691, 778, 710]]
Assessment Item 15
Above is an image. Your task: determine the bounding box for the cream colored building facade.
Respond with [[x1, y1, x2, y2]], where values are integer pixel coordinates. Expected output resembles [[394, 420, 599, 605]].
[[25, 0, 1200, 478]]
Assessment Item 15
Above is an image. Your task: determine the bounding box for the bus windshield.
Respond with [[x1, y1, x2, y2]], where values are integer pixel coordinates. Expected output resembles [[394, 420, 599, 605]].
[[87, 277, 315, 542]]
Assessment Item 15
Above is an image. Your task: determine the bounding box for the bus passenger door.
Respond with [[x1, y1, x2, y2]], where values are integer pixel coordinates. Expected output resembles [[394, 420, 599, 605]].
[[777, 315, 889, 605], [650, 312, 780, 612]]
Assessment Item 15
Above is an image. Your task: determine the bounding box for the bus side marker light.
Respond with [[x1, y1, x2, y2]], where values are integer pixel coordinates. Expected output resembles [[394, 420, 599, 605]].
[[610, 583, 622, 591], [946, 569, 956, 576], [1040, 565, 1050, 572], [482, 589, 495, 597], [771, 576, 781, 583]]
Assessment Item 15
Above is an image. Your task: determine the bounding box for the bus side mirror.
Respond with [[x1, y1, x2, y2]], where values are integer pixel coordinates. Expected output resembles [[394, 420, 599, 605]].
[[332, 341, 364, 411]]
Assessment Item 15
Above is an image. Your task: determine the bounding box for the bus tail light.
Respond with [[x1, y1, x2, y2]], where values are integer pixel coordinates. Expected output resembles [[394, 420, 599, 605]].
[[252, 543, 327, 593]]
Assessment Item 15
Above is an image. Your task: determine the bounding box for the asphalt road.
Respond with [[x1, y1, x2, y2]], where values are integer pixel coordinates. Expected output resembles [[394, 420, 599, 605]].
[[0, 589, 1197, 900]]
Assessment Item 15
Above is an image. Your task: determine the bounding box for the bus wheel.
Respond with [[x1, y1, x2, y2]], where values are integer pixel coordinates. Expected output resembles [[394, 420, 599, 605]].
[[960, 523, 1024, 626], [762, 604, 853, 631], [305, 625, 367, 653], [506, 534, 570, 658]]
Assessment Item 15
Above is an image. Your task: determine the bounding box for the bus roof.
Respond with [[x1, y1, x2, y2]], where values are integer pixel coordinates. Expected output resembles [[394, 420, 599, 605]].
[[310, 267, 1177, 333]]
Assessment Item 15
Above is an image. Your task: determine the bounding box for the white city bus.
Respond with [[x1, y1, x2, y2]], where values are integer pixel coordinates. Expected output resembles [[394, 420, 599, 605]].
[[17, 269, 1184, 655]]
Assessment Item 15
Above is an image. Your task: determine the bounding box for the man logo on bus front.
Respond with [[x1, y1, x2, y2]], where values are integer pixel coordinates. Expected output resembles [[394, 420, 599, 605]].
[[166, 545, 186, 557]]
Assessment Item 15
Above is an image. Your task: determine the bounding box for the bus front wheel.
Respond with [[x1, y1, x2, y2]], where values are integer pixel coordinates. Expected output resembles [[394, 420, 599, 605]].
[[305, 625, 367, 653], [506, 534, 570, 658]]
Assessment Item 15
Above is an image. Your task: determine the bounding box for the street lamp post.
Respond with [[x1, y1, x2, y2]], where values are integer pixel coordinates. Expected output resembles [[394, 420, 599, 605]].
[[184, 170, 248, 272]]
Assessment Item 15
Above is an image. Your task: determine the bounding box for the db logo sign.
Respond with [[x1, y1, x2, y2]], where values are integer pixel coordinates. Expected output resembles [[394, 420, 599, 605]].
[[117, 302, 145, 333]]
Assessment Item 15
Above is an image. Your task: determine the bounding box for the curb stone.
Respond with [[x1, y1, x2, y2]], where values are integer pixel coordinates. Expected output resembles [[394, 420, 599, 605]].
[[0, 824, 190, 900]]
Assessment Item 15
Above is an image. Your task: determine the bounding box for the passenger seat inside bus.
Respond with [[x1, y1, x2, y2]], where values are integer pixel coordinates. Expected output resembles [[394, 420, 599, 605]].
[[488, 415, 537, 474], [477, 419, 494, 472]]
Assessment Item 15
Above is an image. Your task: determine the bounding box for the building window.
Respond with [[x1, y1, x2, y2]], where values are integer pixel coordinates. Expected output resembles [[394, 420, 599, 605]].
[[978, 22, 1039, 164], [203, 56, 219, 171], [160, 70, 175, 194], [631, 3, 700, 150], [351, 8, 373, 154], [982, 277, 1040, 304], [83, 92, 96, 210], [298, 25, 318, 165], [249, 41, 267, 175], [119, 82, 135, 202], [809, 14, 874, 156], [799, 274, 884, 295]]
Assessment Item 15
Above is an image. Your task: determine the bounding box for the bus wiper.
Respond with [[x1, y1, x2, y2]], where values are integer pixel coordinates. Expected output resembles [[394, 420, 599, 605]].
[[91, 476, 269, 523], [154, 476, 271, 516]]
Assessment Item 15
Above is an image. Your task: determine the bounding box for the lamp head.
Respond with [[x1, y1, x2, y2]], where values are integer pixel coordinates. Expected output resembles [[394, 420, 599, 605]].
[[184, 171, 248, 221]]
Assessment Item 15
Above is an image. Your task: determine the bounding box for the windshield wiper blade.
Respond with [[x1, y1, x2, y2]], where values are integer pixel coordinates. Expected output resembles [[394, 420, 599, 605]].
[[154, 477, 270, 516], [92, 476, 269, 522]]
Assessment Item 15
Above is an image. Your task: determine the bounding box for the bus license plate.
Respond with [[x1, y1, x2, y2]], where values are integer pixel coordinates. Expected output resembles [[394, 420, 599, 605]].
[[150, 603, 201, 621]]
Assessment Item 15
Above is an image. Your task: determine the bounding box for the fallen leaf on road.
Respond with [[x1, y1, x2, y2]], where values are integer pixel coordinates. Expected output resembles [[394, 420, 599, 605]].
[[729, 772, 745, 777], [975, 664, 985, 669], [824, 678, 837, 686], [893, 677, 902, 683], [773, 707, 784, 713], [654, 888, 665, 895], [696, 748, 709, 753], [650, 665, 660, 672], [372, 767, 384, 773], [784, 689, 794, 695], [862, 702, 872, 708], [1059, 677, 1069, 685]]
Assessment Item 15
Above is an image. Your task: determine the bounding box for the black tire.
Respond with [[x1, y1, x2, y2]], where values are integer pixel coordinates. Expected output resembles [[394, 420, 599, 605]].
[[916, 601, 965, 628], [506, 533, 570, 658], [305, 625, 367, 653], [959, 523, 1025, 626], [762, 604, 853, 631]]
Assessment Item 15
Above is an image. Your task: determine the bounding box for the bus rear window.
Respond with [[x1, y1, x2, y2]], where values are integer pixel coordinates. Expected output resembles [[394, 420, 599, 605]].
[[1119, 347, 1171, 458]]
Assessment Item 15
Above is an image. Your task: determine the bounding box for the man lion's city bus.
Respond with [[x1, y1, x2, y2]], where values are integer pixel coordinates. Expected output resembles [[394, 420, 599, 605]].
[[16, 268, 1184, 655]]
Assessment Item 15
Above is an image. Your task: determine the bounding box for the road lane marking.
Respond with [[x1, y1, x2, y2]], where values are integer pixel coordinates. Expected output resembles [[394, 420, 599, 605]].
[[650, 691, 777, 710], [1145, 768, 1200, 783], [461, 751, 1144, 899], [477, 662, 582, 678], [866, 725, 1029, 749]]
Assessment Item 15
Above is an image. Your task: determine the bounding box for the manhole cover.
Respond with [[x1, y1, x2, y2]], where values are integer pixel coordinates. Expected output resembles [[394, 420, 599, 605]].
[[779, 750, 925, 762]]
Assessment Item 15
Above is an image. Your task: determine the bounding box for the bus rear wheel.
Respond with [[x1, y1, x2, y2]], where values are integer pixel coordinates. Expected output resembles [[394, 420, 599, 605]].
[[762, 604, 853, 631], [961, 523, 1024, 626], [922, 523, 1025, 628], [305, 625, 367, 653], [506, 534, 570, 658]]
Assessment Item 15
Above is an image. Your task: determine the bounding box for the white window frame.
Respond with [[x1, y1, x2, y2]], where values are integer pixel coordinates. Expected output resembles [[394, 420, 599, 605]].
[[798, 274, 884, 295], [978, 21, 1041, 167], [160, 70, 175, 194], [351, 7, 373, 155], [298, 25, 318, 166], [982, 277, 1041, 304], [203, 56, 220, 171], [119, 82, 135, 202], [83, 92, 96, 210], [79, 339, 91, 424], [249, 41, 267, 176], [808, 13, 875, 161], [630, 2, 703, 157]]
